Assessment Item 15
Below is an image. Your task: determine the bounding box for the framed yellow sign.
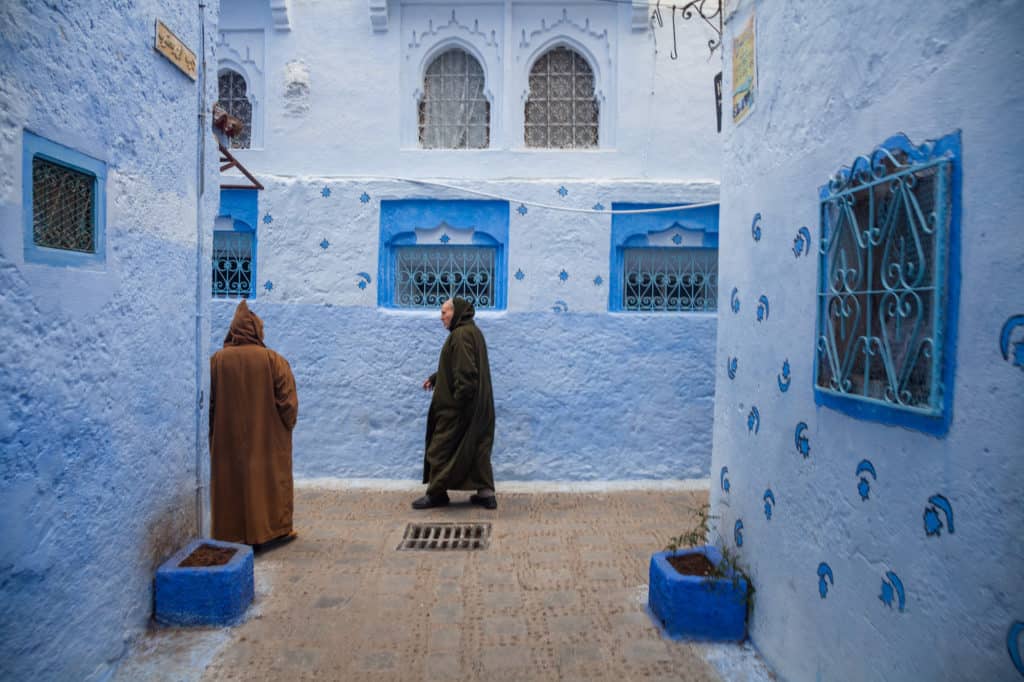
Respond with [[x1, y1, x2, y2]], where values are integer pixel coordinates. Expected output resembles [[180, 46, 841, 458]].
[[731, 13, 756, 125], [155, 19, 197, 81]]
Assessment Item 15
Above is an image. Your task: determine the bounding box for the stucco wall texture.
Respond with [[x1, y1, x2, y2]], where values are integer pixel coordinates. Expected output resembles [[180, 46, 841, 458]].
[[0, 2, 219, 680], [710, 2, 1024, 681], [212, 178, 719, 482]]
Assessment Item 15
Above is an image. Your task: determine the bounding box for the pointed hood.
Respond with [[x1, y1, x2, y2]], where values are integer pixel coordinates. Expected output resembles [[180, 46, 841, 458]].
[[447, 297, 475, 332], [223, 300, 266, 347]]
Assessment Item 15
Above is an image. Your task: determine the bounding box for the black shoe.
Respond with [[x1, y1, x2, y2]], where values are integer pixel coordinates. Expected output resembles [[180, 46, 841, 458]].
[[469, 494, 497, 510], [411, 493, 450, 509]]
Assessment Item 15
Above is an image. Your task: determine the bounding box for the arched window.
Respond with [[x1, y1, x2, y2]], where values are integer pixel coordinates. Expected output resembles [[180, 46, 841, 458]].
[[524, 46, 598, 149], [217, 69, 252, 149], [418, 48, 490, 149]]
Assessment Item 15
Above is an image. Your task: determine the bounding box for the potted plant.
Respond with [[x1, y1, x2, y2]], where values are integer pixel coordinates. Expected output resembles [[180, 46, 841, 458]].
[[154, 538, 254, 626], [648, 504, 752, 641]]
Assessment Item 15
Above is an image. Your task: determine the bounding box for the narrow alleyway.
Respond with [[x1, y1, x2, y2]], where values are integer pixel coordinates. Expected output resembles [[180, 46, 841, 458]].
[[116, 486, 773, 681]]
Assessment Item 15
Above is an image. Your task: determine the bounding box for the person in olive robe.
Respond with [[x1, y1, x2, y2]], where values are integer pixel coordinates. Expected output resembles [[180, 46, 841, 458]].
[[413, 297, 496, 510], [210, 300, 299, 546]]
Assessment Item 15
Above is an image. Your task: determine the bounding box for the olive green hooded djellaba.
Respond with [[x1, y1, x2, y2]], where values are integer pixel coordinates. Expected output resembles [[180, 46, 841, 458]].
[[423, 297, 495, 495]]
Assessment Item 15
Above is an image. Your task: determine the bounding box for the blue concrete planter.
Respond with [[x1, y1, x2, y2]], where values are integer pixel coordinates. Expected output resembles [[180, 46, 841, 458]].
[[154, 538, 254, 626], [648, 545, 749, 641]]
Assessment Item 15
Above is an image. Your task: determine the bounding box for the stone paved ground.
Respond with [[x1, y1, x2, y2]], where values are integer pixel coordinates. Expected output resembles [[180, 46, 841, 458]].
[[117, 486, 774, 681]]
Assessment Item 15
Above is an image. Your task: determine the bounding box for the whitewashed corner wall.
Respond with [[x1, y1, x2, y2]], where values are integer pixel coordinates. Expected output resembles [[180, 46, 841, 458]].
[[709, 2, 1024, 681], [0, 2, 219, 680]]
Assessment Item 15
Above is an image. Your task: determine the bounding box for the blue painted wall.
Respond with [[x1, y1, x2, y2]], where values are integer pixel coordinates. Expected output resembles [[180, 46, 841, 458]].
[[0, 2, 219, 679], [710, 2, 1024, 681]]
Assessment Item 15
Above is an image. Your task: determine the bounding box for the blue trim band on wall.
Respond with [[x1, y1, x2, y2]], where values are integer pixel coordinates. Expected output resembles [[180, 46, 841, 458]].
[[22, 130, 108, 268], [609, 202, 720, 312], [812, 130, 962, 437], [377, 199, 510, 309]]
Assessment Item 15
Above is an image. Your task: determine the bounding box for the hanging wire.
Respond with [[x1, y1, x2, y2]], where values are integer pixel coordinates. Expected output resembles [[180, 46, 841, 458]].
[[669, 5, 679, 60]]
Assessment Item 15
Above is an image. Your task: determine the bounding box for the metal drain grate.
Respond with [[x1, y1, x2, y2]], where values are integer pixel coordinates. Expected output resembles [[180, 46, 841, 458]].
[[397, 522, 492, 551]]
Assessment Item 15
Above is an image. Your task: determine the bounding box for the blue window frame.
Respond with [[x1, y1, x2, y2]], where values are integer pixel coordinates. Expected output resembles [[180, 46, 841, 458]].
[[609, 202, 719, 312], [213, 189, 258, 299], [22, 130, 107, 267], [814, 131, 961, 436], [378, 200, 508, 309]]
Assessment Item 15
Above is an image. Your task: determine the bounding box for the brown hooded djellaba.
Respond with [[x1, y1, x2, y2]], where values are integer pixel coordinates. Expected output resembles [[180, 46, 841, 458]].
[[424, 298, 495, 496], [209, 300, 298, 545]]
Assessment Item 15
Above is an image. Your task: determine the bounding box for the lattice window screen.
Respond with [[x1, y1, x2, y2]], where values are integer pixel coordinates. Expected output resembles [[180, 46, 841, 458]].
[[524, 47, 598, 149], [31, 157, 96, 253], [418, 49, 490, 149], [217, 70, 252, 149]]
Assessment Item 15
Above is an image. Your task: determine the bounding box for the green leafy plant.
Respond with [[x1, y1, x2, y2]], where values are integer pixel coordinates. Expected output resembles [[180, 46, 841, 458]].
[[664, 502, 756, 615]]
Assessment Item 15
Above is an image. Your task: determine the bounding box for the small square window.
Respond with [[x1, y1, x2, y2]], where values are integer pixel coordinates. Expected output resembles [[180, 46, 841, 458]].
[[22, 130, 106, 267], [814, 132, 961, 435]]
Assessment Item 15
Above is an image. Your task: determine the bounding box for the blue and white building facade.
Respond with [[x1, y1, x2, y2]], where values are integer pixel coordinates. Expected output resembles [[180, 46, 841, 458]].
[[709, 1, 1024, 680], [212, 0, 724, 482]]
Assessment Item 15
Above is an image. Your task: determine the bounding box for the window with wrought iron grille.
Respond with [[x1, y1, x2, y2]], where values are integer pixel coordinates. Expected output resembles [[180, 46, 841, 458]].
[[22, 130, 106, 267], [524, 46, 598, 149], [609, 203, 720, 312], [395, 246, 497, 308], [217, 69, 252, 149], [212, 229, 255, 298], [622, 248, 717, 312], [814, 132, 961, 434], [418, 48, 490, 149], [379, 200, 508, 310]]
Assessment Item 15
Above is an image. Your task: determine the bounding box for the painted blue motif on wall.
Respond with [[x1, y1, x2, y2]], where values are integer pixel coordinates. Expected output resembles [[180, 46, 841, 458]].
[[517, 204, 528, 215], [751, 212, 762, 241], [763, 489, 775, 521], [593, 202, 604, 211], [356, 272, 372, 290], [593, 276, 603, 286], [879, 571, 906, 612], [756, 295, 770, 322], [559, 269, 569, 282], [359, 192, 370, 204], [551, 300, 568, 313], [923, 494, 954, 536], [856, 460, 877, 501], [1000, 315, 1024, 369], [264, 280, 273, 291], [817, 563, 834, 599], [1008, 622, 1024, 675], [515, 268, 525, 281], [720, 466, 730, 492], [747, 406, 760, 434], [439, 233, 450, 244], [263, 213, 273, 224], [727, 357, 738, 380], [321, 187, 331, 198], [671, 233, 683, 245], [777, 359, 791, 392], [734, 519, 744, 547], [794, 422, 810, 457], [793, 226, 811, 257], [730, 288, 740, 314], [320, 238, 330, 250], [557, 185, 568, 197]]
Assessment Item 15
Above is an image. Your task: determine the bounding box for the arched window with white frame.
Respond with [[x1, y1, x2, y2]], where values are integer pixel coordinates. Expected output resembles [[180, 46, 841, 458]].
[[217, 68, 253, 149], [524, 46, 598, 149], [418, 48, 490, 149]]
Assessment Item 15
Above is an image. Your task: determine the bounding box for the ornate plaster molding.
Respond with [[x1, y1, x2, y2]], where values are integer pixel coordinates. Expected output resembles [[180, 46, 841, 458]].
[[269, 0, 290, 31], [518, 8, 610, 62], [409, 10, 501, 59], [369, 0, 388, 32]]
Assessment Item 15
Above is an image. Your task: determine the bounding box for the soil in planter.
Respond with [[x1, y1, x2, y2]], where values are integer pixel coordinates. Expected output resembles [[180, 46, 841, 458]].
[[667, 552, 716, 577], [179, 544, 237, 568]]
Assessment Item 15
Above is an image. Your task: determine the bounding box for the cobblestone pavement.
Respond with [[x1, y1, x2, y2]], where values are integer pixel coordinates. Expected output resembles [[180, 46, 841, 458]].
[[119, 486, 737, 682]]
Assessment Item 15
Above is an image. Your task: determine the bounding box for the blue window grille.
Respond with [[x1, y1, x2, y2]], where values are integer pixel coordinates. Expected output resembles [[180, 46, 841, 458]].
[[379, 200, 508, 310], [610, 202, 720, 312], [22, 130, 107, 267], [814, 132, 961, 436], [212, 230, 254, 298], [395, 245, 497, 308]]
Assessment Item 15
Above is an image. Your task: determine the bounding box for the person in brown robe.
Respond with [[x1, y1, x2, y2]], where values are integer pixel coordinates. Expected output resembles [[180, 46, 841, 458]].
[[414, 297, 496, 510], [209, 300, 299, 545]]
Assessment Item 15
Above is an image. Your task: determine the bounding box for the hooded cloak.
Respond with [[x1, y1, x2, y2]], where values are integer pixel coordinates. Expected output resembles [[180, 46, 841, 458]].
[[210, 300, 298, 545], [423, 297, 495, 494]]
